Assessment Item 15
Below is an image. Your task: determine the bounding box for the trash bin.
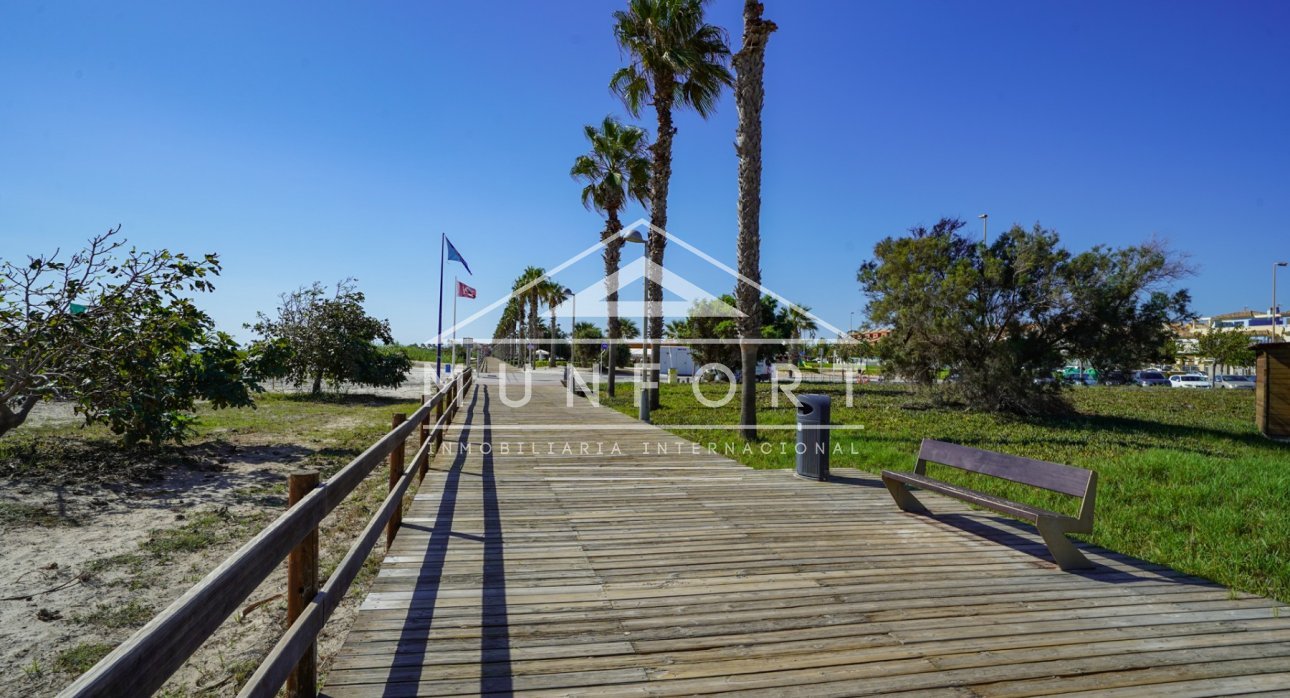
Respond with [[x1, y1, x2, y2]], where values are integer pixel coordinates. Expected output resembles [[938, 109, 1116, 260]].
[[795, 394, 831, 481]]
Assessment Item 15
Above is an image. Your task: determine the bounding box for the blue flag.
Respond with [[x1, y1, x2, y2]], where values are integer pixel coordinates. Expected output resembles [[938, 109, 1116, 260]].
[[446, 237, 472, 275]]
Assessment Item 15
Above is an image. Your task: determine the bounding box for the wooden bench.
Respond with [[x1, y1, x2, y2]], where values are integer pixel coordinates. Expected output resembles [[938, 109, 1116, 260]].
[[881, 439, 1098, 570]]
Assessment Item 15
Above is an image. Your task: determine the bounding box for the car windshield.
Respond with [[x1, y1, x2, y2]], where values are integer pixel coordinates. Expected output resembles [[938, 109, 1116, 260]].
[[1181, 376, 1205, 382], [1141, 372, 1164, 379], [1221, 375, 1251, 382]]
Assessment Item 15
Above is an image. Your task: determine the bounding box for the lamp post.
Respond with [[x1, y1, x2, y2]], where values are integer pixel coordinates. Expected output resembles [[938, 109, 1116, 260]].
[[621, 230, 649, 421], [978, 213, 989, 245], [1275, 261, 1288, 341]]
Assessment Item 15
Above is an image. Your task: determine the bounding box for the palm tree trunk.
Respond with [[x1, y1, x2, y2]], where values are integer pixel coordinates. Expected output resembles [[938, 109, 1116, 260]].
[[648, 79, 676, 410], [550, 306, 558, 367], [530, 297, 539, 368], [734, 0, 776, 440], [602, 213, 624, 397]]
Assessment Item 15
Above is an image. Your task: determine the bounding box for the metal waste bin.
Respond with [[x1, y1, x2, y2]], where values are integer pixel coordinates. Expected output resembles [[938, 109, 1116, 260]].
[[795, 394, 831, 481]]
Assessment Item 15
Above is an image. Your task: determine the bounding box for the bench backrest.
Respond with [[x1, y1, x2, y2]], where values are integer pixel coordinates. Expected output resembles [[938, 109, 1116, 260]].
[[915, 439, 1095, 498]]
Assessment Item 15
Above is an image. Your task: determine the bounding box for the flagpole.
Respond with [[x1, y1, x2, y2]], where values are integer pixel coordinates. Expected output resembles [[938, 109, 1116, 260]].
[[435, 233, 445, 382], [450, 276, 458, 374]]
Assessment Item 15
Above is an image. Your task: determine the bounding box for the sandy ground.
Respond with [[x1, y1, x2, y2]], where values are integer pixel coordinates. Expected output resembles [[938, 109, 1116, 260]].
[[0, 365, 443, 696]]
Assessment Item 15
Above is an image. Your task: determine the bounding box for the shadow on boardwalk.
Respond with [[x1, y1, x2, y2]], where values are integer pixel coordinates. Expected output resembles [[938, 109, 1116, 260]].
[[380, 386, 513, 697]]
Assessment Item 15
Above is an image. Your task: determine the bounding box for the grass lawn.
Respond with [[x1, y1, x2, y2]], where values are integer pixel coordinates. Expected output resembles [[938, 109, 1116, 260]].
[[600, 383, 1290, 602]]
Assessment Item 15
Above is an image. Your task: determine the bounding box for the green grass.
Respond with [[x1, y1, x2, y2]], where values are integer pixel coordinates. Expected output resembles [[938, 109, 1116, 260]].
[[797, 362, 881, 374], [54, 643, 114, 674], [0, 500, 75, 527], [75, 600, 154, 629], [600, 383, 1290, 601]]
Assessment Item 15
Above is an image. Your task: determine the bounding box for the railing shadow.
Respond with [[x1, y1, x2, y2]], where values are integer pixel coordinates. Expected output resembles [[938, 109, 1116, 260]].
[[380, 384, 494, 697], [478, 387, 513, 695]]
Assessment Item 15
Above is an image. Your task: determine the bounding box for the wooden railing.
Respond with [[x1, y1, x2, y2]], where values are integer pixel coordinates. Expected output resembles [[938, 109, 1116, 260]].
[[59, 367, 475, 698]]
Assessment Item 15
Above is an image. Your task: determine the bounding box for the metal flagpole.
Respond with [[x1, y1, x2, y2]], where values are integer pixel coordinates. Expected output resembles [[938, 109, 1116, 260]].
[[435, 233, 445, 381], [450, 276, 458, 373]]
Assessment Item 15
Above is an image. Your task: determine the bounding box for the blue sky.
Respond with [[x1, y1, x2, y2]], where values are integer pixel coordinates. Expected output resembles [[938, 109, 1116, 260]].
[[3, 1, 1288, 343]]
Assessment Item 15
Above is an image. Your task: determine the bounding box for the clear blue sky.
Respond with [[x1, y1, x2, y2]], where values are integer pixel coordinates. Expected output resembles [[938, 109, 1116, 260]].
[[3, 1, 1288, 343]]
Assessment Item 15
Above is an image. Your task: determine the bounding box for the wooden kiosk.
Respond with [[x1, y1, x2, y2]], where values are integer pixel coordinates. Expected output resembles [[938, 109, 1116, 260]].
[[1254, 341, 1290, 439]]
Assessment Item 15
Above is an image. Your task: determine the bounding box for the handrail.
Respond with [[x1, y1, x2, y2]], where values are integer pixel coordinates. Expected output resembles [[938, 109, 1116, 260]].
[[59, 367, 474, 697]]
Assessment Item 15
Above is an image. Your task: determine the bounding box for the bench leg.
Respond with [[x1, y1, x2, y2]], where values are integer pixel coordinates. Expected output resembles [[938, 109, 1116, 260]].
[[1036, 518, 1093, 571], [882, 477, 932, 516]]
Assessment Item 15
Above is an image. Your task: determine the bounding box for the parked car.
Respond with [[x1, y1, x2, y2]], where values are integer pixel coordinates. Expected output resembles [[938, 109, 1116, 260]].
[[1098, 370, 1129, 386], [1213, 374, 1256, 390], [1132, 370, 1170, 387], [1168, 374, 1212, 389]]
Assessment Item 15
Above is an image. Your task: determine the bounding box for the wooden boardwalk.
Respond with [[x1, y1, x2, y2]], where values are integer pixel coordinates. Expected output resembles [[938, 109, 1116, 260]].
[[325, 377, 1290, 697]]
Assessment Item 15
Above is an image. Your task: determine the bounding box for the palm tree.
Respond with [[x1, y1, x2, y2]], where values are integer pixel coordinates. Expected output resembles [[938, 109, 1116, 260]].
[[494, 298, 524, 365], [664, 319, 690, 339], [571, 116, 651, 396], [612, 0, 732, 408], [513, 266, 546, 366], [786, 304, 817, 364], [732, 0, 775, 439], [542, 281, 570, 366], [571, 321, 601, 365], [618, 317, 641, 339]]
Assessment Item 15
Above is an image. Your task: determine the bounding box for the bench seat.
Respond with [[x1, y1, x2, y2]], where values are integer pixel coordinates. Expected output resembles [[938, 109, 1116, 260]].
[[880, 471, 1078, 528], [880, 439, 1098, 570]]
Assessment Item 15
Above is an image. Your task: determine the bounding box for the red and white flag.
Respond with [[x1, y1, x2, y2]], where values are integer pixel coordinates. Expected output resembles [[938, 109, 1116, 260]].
[[456, 281, 476, 299]]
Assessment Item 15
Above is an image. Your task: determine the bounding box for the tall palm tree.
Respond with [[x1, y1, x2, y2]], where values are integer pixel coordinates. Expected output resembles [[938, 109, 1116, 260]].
[[732, 0, 775, 439], [612, 0, 732, 408], [571, 116, 651, 396], [542, 281, 570, 366], [513, 266, 546, 366], [664, 319, 690, 339]]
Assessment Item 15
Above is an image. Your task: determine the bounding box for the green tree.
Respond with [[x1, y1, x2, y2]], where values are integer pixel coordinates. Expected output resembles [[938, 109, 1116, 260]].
[[784, 303, 817, 364], [612, 0, 732, 407], [617, 317, 641, 340], [676, 292, 786, 375], [512, 267, 546, 367], [1197, 328, 1255, 372], [571, 322, 604, 365], [542, 281, 570, 366], [733, 0, 776, 439], [1, 228, 256, 444], [571, 116, 651, 396], [250, 280, 410, 395], [858, 219, 1192, 414], [491, 298, 524, 365]]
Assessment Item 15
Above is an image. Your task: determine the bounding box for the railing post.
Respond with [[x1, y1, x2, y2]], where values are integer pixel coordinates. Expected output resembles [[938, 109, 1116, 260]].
[[286, 471, 319, 698], [387, 414, 405, 550], [434, 389, 444, 453], [417, 394, 431, 481]]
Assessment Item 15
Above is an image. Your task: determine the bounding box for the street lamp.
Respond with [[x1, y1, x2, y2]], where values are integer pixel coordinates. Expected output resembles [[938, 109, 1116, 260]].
[[978, 213, 989, 245], [621, 230, 650, 422], [1275, 261, 1288, 341]]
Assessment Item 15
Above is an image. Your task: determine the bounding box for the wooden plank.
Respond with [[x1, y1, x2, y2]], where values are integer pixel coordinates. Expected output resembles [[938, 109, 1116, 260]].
[[322, 380, 1290, 698]]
